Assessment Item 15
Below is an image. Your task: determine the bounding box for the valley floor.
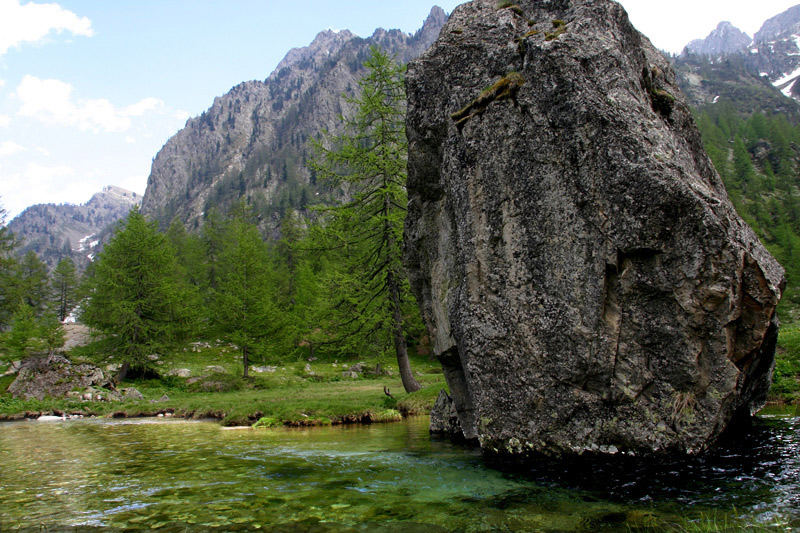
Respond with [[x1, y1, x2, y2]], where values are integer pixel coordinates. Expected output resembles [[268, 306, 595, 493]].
[[0, 341, 446, 427]]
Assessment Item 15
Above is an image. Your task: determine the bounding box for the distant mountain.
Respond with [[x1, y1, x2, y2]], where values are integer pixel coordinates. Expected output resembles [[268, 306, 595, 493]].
[[674, 54, 800, 120], [749, 5, 800, 99], [141, 7, 448, 230], [677, 4, 800, 106], [8, 186, 141, 269], [683, 21, 751, 57]]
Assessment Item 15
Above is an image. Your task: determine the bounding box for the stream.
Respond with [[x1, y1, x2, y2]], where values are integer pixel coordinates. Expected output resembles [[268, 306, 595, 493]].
[[0, 409, 798, 531]]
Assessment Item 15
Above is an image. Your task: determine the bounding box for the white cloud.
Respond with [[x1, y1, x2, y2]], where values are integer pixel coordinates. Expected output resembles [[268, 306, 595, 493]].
[[0, 0, 93, 57], [124, 136, 136, 144], [24, 162, 75, 181], [0, 114, 9, 127], [125, 97, 163, 116], [0, 141, 25, 156], [0, 80, 5, 89], [15, 75, 167, 133], [2, 162, 79, 217]]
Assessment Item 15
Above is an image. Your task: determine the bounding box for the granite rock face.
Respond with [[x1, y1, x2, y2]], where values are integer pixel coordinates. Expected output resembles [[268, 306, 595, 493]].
[[405, 0, 785, 457]]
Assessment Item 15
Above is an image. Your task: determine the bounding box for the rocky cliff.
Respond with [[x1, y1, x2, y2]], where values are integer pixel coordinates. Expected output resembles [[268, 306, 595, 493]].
[[141, 7, 448, 229], [8, 186, 141, 269], [405, 0, 785, 457]]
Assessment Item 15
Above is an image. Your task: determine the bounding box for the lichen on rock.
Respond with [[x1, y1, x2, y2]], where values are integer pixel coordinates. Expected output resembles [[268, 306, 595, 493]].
[[404, 0, 785, 457]]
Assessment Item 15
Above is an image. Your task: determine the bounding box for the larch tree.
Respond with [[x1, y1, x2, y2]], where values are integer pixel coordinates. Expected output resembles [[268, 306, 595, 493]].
[[52, 257, 78, 322], [212, 203, 276, 378], [0, 201, 19, 328], [81, 207, 195, 380], [313, 46, 421, 393], [14, 251, 50, 316]]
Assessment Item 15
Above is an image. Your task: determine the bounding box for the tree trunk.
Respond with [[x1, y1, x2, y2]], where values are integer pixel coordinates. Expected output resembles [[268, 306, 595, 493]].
[[388, 271, 421, 393], [117, 362, 130, 384], [242, 345, 249, 379]]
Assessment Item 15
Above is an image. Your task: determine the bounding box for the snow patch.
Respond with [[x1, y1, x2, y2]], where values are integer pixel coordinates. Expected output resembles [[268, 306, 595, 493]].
[[782, 79, 797, 98], [773, 65, 800, 88], [64, 305, 82, 324], [75, 233, 97, 252]]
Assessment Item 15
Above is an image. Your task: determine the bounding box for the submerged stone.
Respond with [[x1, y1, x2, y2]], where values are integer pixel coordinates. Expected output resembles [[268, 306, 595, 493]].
[[405, 0, 785, 456]]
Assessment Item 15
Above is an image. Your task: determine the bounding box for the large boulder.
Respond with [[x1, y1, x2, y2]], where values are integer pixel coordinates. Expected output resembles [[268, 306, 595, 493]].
[[8, 355, 111, 401], [404, 0, 785, 457]]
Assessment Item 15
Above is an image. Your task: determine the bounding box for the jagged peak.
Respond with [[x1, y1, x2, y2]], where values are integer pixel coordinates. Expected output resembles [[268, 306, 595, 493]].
[[273, 28, 356, 75], [682, 20, 750, 57], [423, 5, 448, 28], [755, 4, 800, 43]]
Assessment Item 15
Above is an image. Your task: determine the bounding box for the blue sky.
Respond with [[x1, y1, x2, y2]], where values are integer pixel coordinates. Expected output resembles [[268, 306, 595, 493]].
[[0, 0, 798, 219]]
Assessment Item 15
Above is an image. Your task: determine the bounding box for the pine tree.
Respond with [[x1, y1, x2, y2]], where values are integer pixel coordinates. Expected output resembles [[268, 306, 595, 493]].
[[0, 201, 19, 328], [15, 251, 50, 316], [3, 304, 40, 358], [81, 207, 196, 379], [52, 257, 78, 322], [313, 46, 421, 392], [201, 207, 226, 294], [166, 217, 207, 289], [211, 202, 275, 378]]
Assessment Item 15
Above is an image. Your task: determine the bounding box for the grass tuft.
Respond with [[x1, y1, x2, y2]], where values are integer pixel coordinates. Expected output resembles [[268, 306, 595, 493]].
[[451, 72, 525, 127], [545, 20, 568, 41]]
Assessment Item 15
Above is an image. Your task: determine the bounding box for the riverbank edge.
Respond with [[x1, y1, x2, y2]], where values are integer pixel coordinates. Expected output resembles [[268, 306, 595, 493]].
[[0, 394, 437, 427]]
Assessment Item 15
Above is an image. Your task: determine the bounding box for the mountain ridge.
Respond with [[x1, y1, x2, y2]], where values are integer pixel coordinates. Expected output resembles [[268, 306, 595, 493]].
[[140, 6, 448, 230], [679, 4, 800, 104], [8, 185, 141, 270]]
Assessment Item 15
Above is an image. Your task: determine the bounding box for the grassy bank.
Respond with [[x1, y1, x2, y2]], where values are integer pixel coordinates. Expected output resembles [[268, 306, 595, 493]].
[[771, 324, 800, 404], [0, 341, 447, 426]]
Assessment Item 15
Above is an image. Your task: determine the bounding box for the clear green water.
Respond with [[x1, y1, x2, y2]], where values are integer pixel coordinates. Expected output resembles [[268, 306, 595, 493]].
[[0, 413, 798, 531]]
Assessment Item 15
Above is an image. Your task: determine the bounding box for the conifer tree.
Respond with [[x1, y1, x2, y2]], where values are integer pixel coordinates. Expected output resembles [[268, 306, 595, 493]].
[[0, 201, 19, 327], [81, 207, 195, 379], [52, 257, 78, 322], [166, 217, 206, 289], [313, 46, 421, 392], [201, 207, 226, 294], [4, 304, 40, 357], [212, 202, 275, 378], [15, 251, 50, 316]]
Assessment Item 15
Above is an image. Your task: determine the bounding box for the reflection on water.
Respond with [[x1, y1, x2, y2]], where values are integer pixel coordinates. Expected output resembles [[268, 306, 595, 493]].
[[0, 412, 798, 531]]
